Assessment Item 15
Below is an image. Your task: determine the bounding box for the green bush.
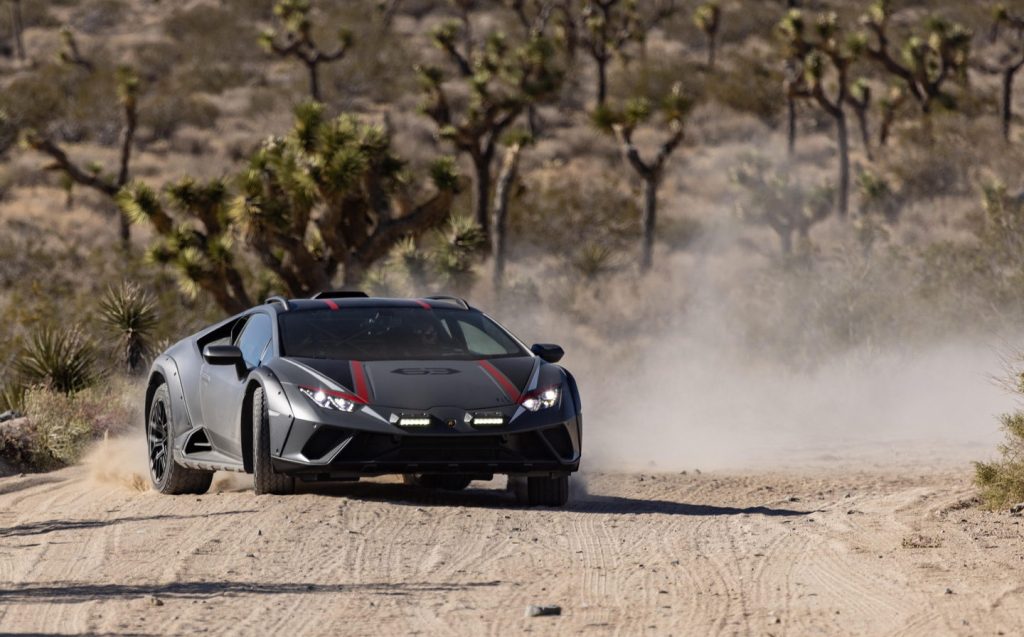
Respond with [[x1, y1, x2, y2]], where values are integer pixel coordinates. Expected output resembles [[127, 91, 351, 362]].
[[140, 93, 220, 141], [976, 409, 1024, 509]]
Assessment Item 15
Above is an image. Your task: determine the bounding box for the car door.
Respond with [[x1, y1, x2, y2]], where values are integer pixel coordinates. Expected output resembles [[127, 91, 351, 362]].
[[199, 312, 273, 458]]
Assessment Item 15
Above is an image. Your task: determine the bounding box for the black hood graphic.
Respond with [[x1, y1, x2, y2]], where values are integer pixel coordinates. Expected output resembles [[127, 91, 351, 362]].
[[291, 356, 537, 410]]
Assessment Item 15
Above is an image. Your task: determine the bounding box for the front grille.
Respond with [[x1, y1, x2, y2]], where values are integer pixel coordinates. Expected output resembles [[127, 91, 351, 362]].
[[330, 430, 563, 466]]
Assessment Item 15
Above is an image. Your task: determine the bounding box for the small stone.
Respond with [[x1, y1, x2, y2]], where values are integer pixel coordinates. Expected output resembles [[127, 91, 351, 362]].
[[945, 588, 954, 595], [257, 529, 262, 536], [149, 596, 164, 607], [245, 553, 256, 558], [526, 604, 561, 617], [1010, 503, 1024, 515], [788, 496, 800, 502]]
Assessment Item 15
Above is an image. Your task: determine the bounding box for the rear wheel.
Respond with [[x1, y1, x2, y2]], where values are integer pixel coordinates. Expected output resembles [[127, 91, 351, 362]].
[[402, 474, 473, 491], [252, 386, 295, 495], [511, 475, 569, 507], [147, 383, 212, 495]]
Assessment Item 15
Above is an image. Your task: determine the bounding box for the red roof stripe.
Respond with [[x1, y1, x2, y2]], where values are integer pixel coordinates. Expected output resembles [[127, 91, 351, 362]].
[[415, 299, 432, 310], [322, 299, 339, 311], [478, 360, 521, 403]]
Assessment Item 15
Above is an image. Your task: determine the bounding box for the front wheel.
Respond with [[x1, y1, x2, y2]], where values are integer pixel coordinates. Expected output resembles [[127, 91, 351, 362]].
[[510, 475, 570, 507], [147, 383, 212, 495], [252, 386, 295, 495]]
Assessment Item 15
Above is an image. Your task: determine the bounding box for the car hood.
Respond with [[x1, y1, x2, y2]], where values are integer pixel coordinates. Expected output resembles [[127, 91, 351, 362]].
[[282, 356, 539, 411]]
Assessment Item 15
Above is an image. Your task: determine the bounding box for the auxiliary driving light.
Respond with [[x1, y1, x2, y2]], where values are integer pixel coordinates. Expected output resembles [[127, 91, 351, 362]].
[[398, 417, 431, 427], [472, 416, 504, 426]]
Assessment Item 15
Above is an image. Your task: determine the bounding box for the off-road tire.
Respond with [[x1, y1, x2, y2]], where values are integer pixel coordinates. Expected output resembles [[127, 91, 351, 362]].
[[526, 475, 569, 507], [252, 385, 295, 495], [403, 474, 473, 490], [148, 383, 212, 495]]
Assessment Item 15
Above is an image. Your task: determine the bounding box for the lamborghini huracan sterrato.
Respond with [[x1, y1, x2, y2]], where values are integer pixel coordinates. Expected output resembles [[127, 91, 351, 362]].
[[144, 292, 581, 506]]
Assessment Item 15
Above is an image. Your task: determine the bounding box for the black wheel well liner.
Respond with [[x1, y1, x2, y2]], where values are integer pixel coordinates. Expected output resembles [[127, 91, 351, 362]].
[[145, 371, 166, 425], [240, 380, 262, 474]]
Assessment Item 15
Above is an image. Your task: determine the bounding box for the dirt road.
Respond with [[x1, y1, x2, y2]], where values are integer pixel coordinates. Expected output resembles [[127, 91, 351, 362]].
[[1, 459, 1023, 636]]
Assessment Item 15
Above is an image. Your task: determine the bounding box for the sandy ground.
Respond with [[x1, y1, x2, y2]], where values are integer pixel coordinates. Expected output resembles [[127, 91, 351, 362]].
[[1, 462, 1023, 636]]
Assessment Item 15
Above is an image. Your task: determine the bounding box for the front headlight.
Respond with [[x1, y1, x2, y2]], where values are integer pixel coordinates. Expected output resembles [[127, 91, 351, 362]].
[[519, 385, 561, 412], [298, 386, 362, 412]]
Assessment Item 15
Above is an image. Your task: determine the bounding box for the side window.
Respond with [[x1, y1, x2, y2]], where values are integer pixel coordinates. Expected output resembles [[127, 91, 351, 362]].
[[235, 314, 273, 369], [457, 320, 507, 356]]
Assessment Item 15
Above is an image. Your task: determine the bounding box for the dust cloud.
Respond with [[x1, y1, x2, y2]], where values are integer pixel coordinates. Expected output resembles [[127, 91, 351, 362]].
[[83, 432, 150, 491]]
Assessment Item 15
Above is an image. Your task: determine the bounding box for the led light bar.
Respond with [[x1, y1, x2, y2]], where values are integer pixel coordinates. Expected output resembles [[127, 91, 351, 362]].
[[398, 417, 431, 427], [472, 416, 504, 426]]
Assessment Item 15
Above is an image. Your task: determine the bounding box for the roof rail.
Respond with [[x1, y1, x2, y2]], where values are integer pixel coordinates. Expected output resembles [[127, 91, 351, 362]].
[[311, 290, 369, 299], [424, 295, 470, 310], [265, 296, 290, 310]]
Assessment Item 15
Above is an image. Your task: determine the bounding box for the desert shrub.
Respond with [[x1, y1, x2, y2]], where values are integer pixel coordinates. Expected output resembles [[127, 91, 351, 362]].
[[15, 325, 97, 394], [139, 93, 219, 141], [975, 408, 1024, 509], [70, 0, 127, 34], [0, 382, 25, 413], [706, 53, 785, 126], [161, 4, 262, 93], [513, 163, 639, 256], [15, 383, 135, 468]]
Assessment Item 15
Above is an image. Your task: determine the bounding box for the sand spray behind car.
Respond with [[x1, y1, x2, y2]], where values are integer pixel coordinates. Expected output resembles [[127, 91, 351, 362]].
[[492, 252, 1020, 473]]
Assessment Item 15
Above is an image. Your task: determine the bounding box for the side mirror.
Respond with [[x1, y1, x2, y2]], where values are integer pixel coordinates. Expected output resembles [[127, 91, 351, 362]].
[[203, 344, 243, 366], [531, 343, 564, 364]]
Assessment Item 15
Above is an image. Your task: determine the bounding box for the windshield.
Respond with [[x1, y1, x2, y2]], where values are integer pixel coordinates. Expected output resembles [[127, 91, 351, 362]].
[[278, 307, 529, 361]]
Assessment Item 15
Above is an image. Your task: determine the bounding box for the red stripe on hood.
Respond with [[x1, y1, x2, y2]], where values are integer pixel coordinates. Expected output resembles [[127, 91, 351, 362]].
[[478, 360, 521, 403], [322, 299, 339, 310], [350, 361, 370, 403]]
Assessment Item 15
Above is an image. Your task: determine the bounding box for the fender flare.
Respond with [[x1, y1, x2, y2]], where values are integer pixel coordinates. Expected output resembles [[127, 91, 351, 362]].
[[241, 367, 295, 472]]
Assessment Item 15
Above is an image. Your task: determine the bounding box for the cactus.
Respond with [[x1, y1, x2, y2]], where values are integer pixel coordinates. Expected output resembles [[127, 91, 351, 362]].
[[731, 154, 833, 256], [860, 1, 972, 124], [777, 9, 858, 217], [595, 82, 690, 272], [119, 104, 460, 313], [259, 0, 352, 102], [22, 65, 139, 243], [418, 12, 561, 242], [693, 2, 722, 69]]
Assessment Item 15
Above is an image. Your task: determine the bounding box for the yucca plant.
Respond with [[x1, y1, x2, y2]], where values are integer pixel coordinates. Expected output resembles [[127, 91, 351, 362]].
[[571, 242, 618, 281], [16, 325, 96, 394], [98, 282, 159, 374], [0, 381, 26, 413]]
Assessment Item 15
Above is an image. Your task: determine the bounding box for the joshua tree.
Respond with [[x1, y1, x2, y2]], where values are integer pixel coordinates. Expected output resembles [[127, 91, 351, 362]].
[[491, 131, 530, 291], [7, 0, 24, 61], [860, 1, 971, 126], [982, 6, 1024, 142], [596, 82, 690, 272], [259, 0, 353, 102], [577, 1, 675, 106], [418, 14, 560, 242], [97, 281, 159, 374], [846, 78, 873, 161], [118, 178, 253, 313], [693, 2, 722, 70], [57, 26, 93, 72], [778, 9, 858, 217], [877, 84, 906, 146], [731, 154, 833, 256], [120, 104, 461, 312], [23, 66, 139, 243]]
